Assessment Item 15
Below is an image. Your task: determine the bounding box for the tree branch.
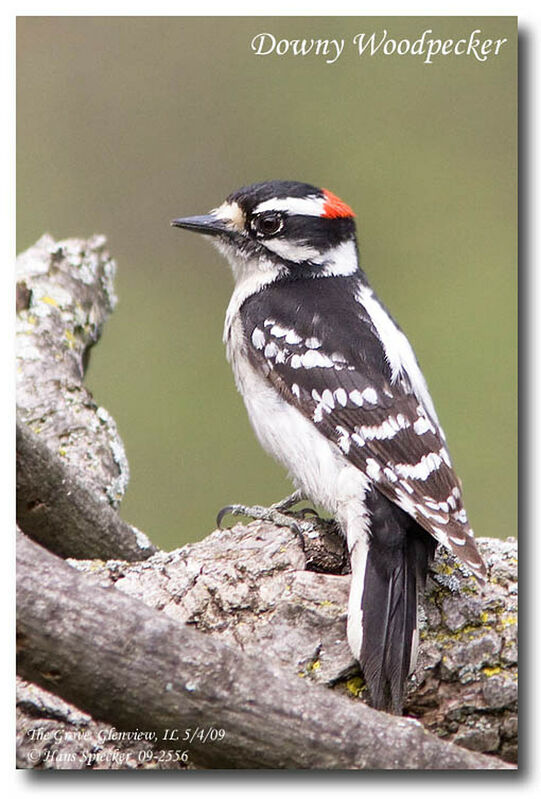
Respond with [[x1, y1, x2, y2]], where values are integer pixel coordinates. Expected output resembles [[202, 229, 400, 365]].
[[16, 234, 154, 561], [16, 419, 154, 560], [16, 531, 511, 770], [15, 235, 517, 769], [16, 234, 130, 509]]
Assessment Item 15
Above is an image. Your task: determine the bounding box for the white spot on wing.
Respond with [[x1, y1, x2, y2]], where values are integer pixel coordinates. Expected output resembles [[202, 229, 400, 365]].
[[395, 488, 417, 516], [395, 451, 442, 481], [425, 498, 449, 512], [358, 414, 410, 441], [302, 349, 334, 369], [264, 341, 279, 359], [413, 415, 435, 435], [270, 324, 288, 338], [285, 329, 303, 345], [361, 387, 378, 404], [334, 388, 347, 407], [290, 354, 302, 369], [321, 389, 335, 409], [336, 425, 351, 453], [418, 507, 448, 524], [365, 458, 381, 481], [251, 328, 265, 349], [439, 446, 452, 467]]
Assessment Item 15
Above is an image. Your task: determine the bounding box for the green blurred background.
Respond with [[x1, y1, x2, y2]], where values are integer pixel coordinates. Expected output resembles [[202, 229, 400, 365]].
[[17, 17, 517, 550]]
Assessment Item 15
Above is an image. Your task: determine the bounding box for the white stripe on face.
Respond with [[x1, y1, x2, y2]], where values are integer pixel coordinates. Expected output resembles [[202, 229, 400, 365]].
[[254, 195, 325, 217], [263, 237, 359, 275], [262, 238, 321, 263], [318, 240, 359, 277], [213, 201, 245, 230]]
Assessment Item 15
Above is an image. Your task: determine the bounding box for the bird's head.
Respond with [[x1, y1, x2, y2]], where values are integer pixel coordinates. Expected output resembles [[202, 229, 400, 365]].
[[172, 180, 359, 282]]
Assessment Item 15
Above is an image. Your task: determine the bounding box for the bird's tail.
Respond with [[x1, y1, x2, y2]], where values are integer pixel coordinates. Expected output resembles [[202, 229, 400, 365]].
[[347, 510, 435, 714]]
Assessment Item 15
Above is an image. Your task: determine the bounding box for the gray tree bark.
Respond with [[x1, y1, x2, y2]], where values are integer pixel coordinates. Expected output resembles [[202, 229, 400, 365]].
[[16, 419, 154, 560], [15, 235, 517, 770], [18, 530, 514, 770]]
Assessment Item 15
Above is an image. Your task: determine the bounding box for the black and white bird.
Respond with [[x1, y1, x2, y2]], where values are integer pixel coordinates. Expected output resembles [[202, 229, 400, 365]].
[[172, 180, 486, 713]]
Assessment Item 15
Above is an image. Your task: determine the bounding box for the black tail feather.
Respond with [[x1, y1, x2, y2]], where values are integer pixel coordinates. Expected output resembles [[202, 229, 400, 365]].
[[357, 493, 436, 714]]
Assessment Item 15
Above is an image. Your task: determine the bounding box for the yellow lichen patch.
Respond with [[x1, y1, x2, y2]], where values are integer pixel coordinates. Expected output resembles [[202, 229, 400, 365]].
[[58, 447, 67, 456], [435, 619, 495, 645], [482, 666, 502, 677], [302, 658, 321, 675], [64, 329, 76, 348], [345, 676, 365, 697], [435, 563, 455, 576], [498, 613, 517, 628], [78, 560, 107, 572], [41, 295, 59, 307], [459, 582, 478, 596]]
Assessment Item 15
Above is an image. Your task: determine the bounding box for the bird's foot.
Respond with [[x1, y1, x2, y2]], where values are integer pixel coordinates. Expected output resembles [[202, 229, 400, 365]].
[[216, 490, 319, 542]]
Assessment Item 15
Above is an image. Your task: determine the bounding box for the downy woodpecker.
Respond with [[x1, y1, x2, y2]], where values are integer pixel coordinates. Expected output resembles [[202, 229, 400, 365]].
[[172, 180, 486, 713]]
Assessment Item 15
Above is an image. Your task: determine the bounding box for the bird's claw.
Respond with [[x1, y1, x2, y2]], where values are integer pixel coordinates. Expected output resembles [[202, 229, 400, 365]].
[[216, 491, 317, 545]]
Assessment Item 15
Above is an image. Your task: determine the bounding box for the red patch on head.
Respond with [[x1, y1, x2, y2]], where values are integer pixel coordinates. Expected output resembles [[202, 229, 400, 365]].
[[321, 189, 355, 219]]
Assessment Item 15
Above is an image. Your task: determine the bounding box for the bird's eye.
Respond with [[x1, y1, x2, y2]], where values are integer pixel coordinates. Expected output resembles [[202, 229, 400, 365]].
[[252, 212, 284, 237]]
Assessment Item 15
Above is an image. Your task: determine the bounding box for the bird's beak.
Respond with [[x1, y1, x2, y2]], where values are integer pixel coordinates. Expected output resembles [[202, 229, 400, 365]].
[[171, 213, 233, 237]]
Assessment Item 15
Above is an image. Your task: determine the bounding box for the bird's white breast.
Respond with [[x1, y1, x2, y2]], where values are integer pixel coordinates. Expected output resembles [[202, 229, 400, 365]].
[[225, 315, 369, 523]]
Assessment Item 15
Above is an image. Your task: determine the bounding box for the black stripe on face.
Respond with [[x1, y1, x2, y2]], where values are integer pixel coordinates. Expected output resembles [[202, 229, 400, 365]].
[[278, 215, 356, 251]]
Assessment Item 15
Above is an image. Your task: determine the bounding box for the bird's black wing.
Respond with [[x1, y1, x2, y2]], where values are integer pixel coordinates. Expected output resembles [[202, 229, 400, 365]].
[[240, 274, 486, 581]]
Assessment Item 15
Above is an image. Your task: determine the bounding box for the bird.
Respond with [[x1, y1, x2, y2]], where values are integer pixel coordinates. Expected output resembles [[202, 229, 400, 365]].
[[172, 179, 486, 714]]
